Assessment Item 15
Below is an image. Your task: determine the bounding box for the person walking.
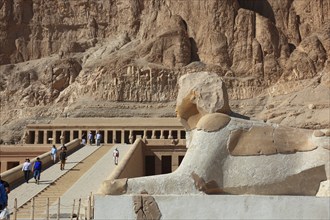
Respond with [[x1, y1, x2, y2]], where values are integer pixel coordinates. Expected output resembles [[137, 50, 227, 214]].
[[32, 157, 42, 184], [59, 147, 67, 170], [82, 133, 87, 145], [88, 131, 93, 145], [96, 131, 102, 146], [0, 176, 9, 195], [50, 145, 57, 164], [113, 148, 119, 165], [22, 158, 32, 183], [0, 180, 8, 214]]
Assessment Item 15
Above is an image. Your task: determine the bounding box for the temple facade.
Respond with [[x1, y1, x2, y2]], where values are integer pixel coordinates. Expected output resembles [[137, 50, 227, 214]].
[[1, 117, 187, 174]]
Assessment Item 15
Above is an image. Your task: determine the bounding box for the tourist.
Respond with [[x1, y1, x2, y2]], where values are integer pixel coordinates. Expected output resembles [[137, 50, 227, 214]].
[[96, 131, 102, 146], [50, 145, 57, 163], [60, 144, 67, 151], [32, 157, 42, 184], [59, 147, 67, 170], [0, 176, 10, 195], [0, 180, 8, 214], [88, 131, 93, 145], [82, 133, 87, 145], [22, 158, 32, 183], [113, 148, 119, 165]]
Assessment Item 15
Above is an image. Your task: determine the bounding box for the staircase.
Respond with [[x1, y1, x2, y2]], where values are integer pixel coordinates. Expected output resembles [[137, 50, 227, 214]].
[[15, 145, 112, 219]]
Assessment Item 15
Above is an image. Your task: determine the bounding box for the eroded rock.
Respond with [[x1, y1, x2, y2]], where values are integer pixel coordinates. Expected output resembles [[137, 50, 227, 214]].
[[99, 178, 127, 195], [176, 72, 231, 130]]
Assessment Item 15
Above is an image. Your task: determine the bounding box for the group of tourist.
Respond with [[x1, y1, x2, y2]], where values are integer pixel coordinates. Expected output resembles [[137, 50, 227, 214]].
[[82, 131, 102, 146], [19, 144, 68, 186], [51, 144, 68, 170], [21, 157, 42, 184], [0, 141, 120, 214]]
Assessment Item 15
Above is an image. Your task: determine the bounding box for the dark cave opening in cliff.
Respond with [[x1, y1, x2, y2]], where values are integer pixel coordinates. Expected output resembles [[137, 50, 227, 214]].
[[237, 0, 276, 24]]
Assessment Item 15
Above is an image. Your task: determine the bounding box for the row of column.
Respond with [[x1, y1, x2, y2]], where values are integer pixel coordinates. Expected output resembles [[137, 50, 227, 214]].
[[25, 129, 186, 145]]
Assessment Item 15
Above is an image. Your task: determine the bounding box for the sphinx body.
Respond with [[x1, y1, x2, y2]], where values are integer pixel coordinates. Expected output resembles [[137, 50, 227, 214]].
[[123, 113, 329, 195], [102, 72, 330, 196]]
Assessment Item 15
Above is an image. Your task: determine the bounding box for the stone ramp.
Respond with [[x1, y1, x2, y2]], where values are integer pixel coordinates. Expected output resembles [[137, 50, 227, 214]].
[[48, 144, 131, 218], [7, 143, 131, 219], [8, 145, 100, 211]]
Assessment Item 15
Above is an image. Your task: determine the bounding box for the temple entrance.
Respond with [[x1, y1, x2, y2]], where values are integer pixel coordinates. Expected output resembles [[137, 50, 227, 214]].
[[115, 131, 121, 143], [64, 130, 70, 143], [145, 156, 156, 176], [47, 131, 53, 144], [37, 131, 44, 144], [28, 131, 35, 144], [107, 130, 113, 143], [7, 161, 19, 169], [161, 156, 172, 174], [55, 131, 61, 144], [73, 130, 79, 139], [133, 130, 144, 141]]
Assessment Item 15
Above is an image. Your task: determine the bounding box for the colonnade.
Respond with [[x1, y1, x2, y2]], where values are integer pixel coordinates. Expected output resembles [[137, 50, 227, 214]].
[[24, 128, 186, 145]]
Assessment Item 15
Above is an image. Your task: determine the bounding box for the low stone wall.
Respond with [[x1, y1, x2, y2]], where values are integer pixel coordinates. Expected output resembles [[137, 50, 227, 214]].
[[94, 194, 330, 219], [0, 139, 82, 187]]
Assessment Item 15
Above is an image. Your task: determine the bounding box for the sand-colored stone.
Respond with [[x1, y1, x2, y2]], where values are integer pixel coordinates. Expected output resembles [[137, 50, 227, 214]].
[[274, 126, 316, 152], [314, 130, 325, 137], [196, 113, 231, 132], [133, 195, 162, 220], [191, 172, 223, 194], [100, 178, 127, 195], [176, 72, 231, 130], [228, 126, 277, 156], [316, 180, 330, 197]]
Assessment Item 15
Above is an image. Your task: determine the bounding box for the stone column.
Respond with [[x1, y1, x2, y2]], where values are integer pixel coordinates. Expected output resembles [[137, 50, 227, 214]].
[[151, 130, 156, 139], [0, 161, 8, 173], [121, 129, 125, 143], [60, 131, 64, 145], [104, 130, 108, 144], [113, 130, 117, 143], [70, 130, 74, 142], [168, 130, 173, 139], [178, 130, 182, 139], [43, 130, 48, 144], [129, 130, 133, 143], [52, 131, 55, 144], [160, 130, 164, 139], [143, 129, 147, 140], [155, 153, 162, 174], [79, 130, 82, 139], [35, 130, 39, 144], [171, 152, 180, 171]]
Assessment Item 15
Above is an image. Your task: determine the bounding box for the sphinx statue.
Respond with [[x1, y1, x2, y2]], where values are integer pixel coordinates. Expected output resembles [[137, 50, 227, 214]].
[[102, 72, 329, 196]]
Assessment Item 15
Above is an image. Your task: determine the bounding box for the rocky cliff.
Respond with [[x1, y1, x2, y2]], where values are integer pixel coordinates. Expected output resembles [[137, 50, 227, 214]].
[[0, 0, 329, 143]]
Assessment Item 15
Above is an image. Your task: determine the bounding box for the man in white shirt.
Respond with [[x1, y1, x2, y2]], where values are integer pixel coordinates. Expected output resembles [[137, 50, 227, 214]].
[[22, 158, 32, 183], [113, 148, 119, 165]]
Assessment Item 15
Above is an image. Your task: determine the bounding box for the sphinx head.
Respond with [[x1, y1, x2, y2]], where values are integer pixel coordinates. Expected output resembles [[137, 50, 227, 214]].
[[176, 72, 231, 130]]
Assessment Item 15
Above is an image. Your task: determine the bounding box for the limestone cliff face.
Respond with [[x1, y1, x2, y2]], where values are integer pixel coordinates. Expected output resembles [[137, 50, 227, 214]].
[[0, 0, 329, 142]]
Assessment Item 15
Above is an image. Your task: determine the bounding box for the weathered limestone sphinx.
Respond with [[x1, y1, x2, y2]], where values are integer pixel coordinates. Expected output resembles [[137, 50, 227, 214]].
[[101, 72, 330, 196]]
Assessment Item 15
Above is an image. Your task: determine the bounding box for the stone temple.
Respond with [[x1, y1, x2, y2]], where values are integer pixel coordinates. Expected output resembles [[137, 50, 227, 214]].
[[0, 0, 329, 219], [1, 72, 329, 220]]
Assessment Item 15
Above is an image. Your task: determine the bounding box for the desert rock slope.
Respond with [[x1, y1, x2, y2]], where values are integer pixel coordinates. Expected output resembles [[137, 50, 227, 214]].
[[0, 0, 329, 143]]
